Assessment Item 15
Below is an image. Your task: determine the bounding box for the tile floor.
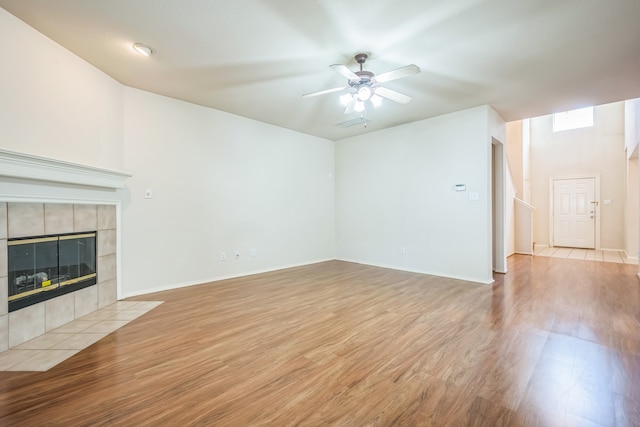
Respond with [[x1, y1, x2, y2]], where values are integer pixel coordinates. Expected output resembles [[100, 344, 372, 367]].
[[534, 246, 638, 264], [0, 300, 163, 371]]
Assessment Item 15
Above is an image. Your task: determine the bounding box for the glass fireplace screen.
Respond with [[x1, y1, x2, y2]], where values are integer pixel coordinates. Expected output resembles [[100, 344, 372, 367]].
[[7, 232, 97, 311]]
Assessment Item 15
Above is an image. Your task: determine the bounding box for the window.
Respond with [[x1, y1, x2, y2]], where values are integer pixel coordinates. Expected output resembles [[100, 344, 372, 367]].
[[553, 106, 593, 132]]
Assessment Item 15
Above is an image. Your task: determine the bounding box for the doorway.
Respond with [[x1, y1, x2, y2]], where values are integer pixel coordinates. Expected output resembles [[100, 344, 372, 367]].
[[550, 176, 598, 248]]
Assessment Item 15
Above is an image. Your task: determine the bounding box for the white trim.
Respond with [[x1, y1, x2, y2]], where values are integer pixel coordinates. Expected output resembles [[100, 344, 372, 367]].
[[0, 149, 131, 189], [533, 243, 548, 252], [491, 138, 507, 276], [124, 256, 496, 298], [336, 257, 495, 285]]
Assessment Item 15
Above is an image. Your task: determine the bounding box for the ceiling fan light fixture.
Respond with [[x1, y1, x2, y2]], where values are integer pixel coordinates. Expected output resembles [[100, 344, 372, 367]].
[[354, 101, 365, 112], [370, 94, 383, 108], [133, 43, 153, 56], [339, 93, 353, 106], [357, 86, 372, 101]]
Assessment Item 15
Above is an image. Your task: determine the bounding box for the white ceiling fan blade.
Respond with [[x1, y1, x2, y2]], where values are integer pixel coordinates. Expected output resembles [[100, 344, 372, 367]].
[[374, 64, 420, 83], [330, 64, 359, 81], [375, 87, 412, 104], [302, 86, 347, 98], [343, 97, 356, 114]]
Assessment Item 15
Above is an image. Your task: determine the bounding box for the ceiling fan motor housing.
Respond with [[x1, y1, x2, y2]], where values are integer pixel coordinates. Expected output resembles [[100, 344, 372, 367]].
[[350, 70, 374, 86]]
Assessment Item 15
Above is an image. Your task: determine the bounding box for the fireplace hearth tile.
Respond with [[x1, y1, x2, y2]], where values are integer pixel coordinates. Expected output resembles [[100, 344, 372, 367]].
[[98, 279, 117, 309], [0, 240, 6, 278], [8, 349, 80, 371], [0, 301, 163, 371], [73, 204, 97, 232], [109, 309, 149, 321], [8, 302, 45, 348], [74, 286, 98, 318], [109, 301, 140, 310], [51, 333, 107, 350], [78, 309, 117, 321], [129, 301, 164, 310], [0, 349, 40, 370], [98, 229, 116, 256], [49, 320, 100, 334], [86, 320, 128, 334], [0, 202, 6, 239], [0, 315, 7, 352], [97, 205, 116, 230], [97, 254, 117, 282], [14, 332, 73, 350], [0, 277, 7, 316], [7, 203, 44, 238], [44, 203, 74, 235], [45, 293, 75, 332]]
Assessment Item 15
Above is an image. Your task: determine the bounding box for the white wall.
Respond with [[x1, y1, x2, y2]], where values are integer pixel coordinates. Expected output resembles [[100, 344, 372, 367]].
[[530, 102, 626, 249], [121, 88, 335, 295], [335, 106, 502, 284], [1, 5, 509, 294], [624, 99, 640, 261], [0, 9, 124, 171], [0, 8, 335, 297], [506, 121, 524, 198], [625, 99, 640, 157]]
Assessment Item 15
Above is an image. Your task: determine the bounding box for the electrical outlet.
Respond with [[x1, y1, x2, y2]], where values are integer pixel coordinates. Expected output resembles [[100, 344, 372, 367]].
[[220, 252, 226, 261], [235, 250, 240, 258], [144, 188, 153, 199], [251, 248, 257, 257], [401, 247, 406, 255]]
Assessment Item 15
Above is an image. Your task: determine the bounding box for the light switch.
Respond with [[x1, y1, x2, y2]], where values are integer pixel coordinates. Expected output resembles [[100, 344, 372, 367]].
[[603, 199, 612, 205], [469, 192, 479, 201]]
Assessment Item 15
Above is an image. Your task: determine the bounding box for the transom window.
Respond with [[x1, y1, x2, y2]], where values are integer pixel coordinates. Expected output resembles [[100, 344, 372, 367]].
[[553, 106, 594, 132]]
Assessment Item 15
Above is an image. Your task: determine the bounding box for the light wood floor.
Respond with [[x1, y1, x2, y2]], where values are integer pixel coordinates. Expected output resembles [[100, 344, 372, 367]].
[[1, 256, 638, 426]]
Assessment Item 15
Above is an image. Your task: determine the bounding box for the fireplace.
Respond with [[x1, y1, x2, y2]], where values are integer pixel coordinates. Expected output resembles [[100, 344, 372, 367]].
[[7, 232, 97, 312]]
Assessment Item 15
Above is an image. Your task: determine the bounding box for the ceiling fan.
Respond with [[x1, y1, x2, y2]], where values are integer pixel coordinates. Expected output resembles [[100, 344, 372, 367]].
[[303, 53, 420, 116]]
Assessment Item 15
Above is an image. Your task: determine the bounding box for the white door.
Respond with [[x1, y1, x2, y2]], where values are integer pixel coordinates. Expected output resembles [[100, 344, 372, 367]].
[[553, 178, 595, 248]]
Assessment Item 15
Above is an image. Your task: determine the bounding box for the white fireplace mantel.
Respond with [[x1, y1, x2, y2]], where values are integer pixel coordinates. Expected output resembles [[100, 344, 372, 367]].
[[0, 149, 131, 189]]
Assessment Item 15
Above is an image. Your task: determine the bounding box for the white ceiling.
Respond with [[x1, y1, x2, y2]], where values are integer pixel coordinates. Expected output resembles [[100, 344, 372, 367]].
[[2, 0, 640, 141]]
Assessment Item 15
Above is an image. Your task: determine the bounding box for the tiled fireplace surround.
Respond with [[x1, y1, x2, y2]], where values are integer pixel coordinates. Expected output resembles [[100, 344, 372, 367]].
[[0, 202, 118, 351]]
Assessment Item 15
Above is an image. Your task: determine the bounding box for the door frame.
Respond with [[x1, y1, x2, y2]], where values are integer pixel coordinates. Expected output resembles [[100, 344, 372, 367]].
[[548, 174, 600, 249], [492, 138, 507, 274]]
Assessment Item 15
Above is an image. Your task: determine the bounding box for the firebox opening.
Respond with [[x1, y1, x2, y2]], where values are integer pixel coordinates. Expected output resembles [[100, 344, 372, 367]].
[[7, 232, 97, 312]]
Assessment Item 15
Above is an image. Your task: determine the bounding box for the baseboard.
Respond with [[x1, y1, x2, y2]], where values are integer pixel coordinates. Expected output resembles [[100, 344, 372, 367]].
[[122, 258, 335, 298], [533, 244, 548, 252], [123, 256, 497, 298], [623, 250, 639, 264], [335, 257, 495, 285]]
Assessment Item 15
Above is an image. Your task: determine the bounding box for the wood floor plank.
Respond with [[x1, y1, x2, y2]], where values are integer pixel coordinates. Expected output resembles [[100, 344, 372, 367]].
[[1, 256, 639, 425]]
